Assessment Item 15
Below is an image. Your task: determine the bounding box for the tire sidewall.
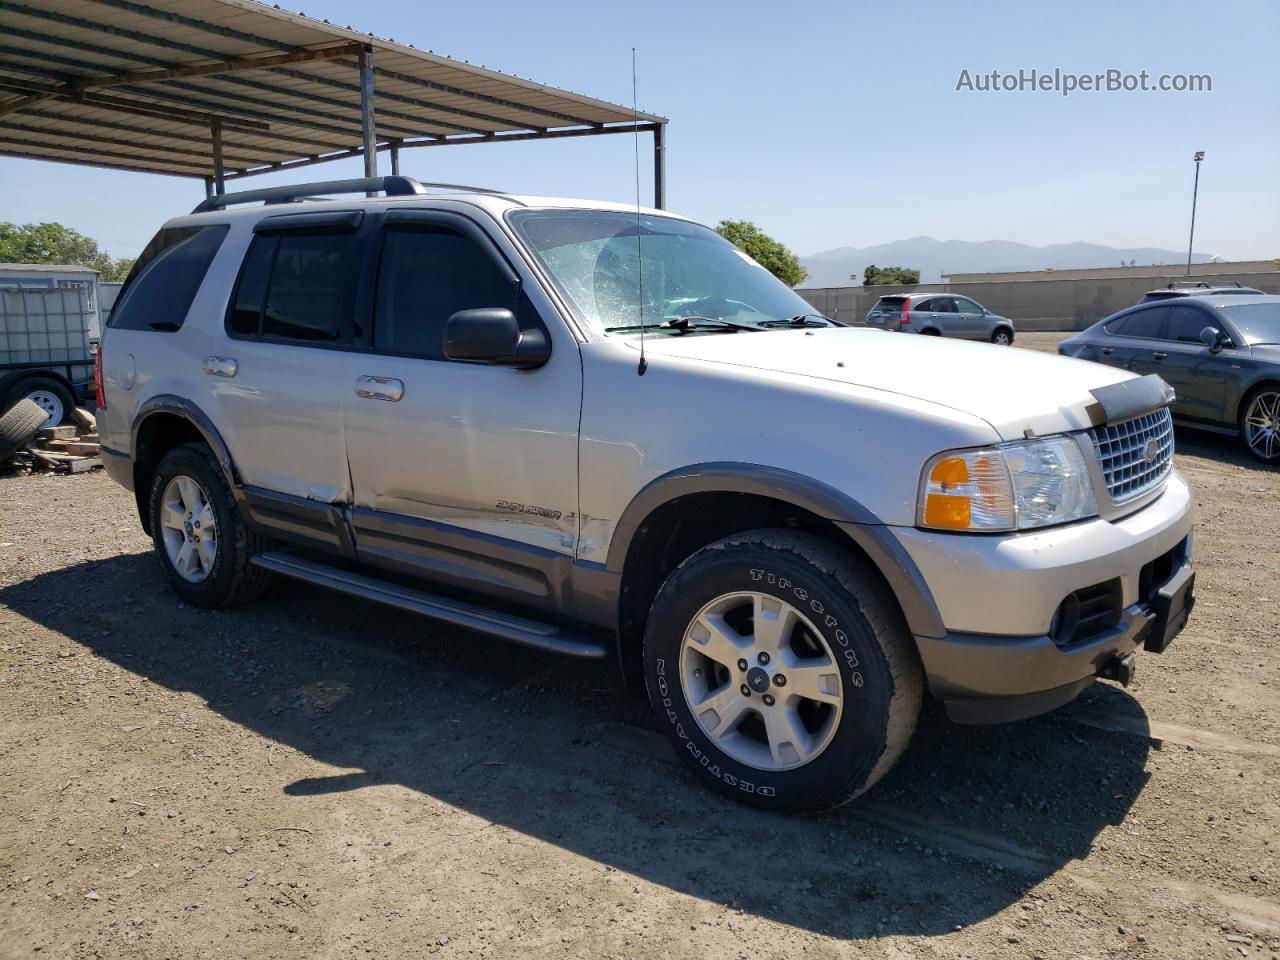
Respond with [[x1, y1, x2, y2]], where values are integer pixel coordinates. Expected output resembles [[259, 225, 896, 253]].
[[148, 445, 241, 606], [11, 377, 75, 426], [643, 541, 896, 810]]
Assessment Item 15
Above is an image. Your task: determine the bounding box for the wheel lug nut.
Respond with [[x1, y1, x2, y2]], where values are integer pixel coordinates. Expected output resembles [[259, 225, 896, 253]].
[[740, 684, 751, 697], [762, 694, 776, 706], [773, 674, 787, 687], [737, 659, 748, 672], [757, 652, 770, 665]]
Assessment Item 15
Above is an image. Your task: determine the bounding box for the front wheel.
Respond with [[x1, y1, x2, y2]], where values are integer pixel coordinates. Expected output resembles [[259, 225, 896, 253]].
[[643, 530, 922, 813], [991, 328, 1013, 346], [1241, 387, 1280, 463]]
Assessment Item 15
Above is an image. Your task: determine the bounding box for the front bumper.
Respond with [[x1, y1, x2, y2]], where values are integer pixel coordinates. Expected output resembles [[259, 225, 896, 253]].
[[891, 473, 1195, 724]]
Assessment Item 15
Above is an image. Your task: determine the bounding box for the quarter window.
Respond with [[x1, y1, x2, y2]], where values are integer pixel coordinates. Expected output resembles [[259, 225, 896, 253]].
[[373, 226, 515, 359], [109, 225, 228, 332]]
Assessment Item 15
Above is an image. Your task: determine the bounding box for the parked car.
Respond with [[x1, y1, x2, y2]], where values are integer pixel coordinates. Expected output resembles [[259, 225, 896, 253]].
[[1059, 294, 1280, 464], [1140, 281, 1264, 303], [865, 293, 1015, 344], [97, 177, 1195, 812]]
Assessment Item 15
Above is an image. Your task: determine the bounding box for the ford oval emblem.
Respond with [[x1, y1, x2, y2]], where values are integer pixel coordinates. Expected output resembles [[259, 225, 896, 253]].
[[1143, 439, 1159, 463]]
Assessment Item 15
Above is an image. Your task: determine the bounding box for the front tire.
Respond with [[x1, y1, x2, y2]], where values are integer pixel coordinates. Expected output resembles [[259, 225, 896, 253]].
[[991, 327, 1013, 346], [643, 530, 922, 813], [148, 442, 271, 607]]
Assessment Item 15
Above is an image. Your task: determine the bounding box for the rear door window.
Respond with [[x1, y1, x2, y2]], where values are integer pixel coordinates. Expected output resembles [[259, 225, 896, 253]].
[[935, 298, 958, 313], [109, 225, 229, 332], [228, 231, 356, 343], [1109, 308, 1167, 339]]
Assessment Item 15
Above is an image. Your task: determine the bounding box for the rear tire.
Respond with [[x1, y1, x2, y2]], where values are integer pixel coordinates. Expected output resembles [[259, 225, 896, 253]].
[[0, 397, 49, 461], [920, 328, 941, 336], [643, 530, 922, 813], [1240, 385, 1280, 464], [148, 442, 272, 607]]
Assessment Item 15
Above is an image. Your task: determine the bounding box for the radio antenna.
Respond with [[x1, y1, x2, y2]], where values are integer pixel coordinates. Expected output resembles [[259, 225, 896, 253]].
[[631, 47, 647, 376]]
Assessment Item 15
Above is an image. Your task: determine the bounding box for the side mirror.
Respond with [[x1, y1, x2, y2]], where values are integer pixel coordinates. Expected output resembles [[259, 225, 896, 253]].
[[1199, 326, 1226, 353], [444, 308, 550, 369]]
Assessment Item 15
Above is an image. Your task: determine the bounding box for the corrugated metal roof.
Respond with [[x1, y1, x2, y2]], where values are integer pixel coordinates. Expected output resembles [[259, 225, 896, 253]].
[[0, 0, 665, 182]]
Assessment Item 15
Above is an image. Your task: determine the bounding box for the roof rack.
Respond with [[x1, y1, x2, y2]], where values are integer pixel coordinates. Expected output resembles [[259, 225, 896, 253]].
[[1166, 280, 1244, 290], [190, 176, 506, 214]]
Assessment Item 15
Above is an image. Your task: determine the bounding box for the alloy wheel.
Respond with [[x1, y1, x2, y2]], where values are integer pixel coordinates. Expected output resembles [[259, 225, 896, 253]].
[[1245, 391, 1280, 461], [159, 475, 218, 582], [679, 591, 843, 771]]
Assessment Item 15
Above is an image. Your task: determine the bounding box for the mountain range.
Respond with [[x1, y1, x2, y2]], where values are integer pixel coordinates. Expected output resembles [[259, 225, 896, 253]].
[[800, 237, 1209, 288]]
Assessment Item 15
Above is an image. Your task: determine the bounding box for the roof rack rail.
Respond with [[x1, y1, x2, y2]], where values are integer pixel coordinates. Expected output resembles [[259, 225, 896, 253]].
[[191, 176, 432, 214], [1167, 280, 1212, 289]]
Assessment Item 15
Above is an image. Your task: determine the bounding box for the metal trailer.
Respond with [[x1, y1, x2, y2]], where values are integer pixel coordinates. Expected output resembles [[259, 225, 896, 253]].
[[0, 263, 99, 425]]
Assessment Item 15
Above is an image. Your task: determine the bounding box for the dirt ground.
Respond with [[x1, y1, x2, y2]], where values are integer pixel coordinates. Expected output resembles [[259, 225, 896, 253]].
[[2, 332, 1278, 960]]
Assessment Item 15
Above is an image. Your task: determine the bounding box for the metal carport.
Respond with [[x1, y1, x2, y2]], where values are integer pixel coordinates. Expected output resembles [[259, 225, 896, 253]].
[[0, 0, 668, 205]]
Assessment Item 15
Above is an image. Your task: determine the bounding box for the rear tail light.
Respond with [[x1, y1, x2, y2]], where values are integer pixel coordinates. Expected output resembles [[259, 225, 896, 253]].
[[900, 302, 911, 326], [93, 345, 106, 409]]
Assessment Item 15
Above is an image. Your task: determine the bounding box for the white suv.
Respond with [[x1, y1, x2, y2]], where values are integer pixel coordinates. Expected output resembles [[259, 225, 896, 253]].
[[97, 177, 1195, 812]]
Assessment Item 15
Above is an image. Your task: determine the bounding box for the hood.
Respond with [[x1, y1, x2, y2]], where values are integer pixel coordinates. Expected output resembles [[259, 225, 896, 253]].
[[633, 327, 1135, 440], [1249, 343, 1280, 365]]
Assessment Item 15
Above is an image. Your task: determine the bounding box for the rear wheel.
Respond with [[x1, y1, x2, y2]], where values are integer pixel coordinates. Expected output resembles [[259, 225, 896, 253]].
[[991, 327, 1013, 346], [920, 328, 941, 336], [148, 442, 272, 607], [643, 530, 922, 812], [1241, 387, 1280, 464]]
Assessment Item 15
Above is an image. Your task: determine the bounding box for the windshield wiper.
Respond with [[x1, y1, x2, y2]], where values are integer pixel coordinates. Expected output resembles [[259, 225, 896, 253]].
[[755, 313, 839, 328], [605, 315, 759, 334]]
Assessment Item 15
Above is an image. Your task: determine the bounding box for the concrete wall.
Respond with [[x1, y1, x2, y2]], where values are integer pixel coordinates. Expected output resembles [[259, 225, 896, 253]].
[[798, 268, 1280, 331], [946, 260, 1280, 283]]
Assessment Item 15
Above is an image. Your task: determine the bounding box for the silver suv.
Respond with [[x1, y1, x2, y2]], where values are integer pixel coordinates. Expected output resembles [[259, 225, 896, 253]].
[[97, 177, 1194, 812], [866, 293, 1015, 344]]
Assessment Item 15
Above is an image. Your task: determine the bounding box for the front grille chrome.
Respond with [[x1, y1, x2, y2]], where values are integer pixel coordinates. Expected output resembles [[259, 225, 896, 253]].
[[1088, 407, 1174, 503]]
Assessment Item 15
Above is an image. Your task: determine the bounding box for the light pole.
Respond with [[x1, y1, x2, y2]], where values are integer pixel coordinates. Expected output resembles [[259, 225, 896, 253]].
[[1186, 150, 1204, 277]]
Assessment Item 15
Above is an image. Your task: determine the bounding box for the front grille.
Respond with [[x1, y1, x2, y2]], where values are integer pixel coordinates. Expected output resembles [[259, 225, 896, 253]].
[[1088, 407, 1174, 502]]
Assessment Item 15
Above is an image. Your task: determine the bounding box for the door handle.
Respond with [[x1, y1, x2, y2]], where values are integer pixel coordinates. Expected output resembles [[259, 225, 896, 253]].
[[355, 375, 404, 402], [203, 356, 238, 378], [1100, 347, 1114, 355], [1152, 352, 1168, 361]]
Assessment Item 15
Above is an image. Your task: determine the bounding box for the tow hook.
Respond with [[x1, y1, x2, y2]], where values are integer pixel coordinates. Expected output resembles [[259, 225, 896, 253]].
[[1099, 652, 1137, 687]]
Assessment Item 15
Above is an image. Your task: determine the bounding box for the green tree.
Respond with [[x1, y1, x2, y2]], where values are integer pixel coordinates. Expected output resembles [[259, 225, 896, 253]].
[[714, 220, 808, 287], [862, 264, 920, 286], [0, 222, 135, 282]]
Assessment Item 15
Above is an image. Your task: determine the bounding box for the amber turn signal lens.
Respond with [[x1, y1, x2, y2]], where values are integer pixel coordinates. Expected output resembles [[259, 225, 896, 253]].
[[923, 493, 971, 528]]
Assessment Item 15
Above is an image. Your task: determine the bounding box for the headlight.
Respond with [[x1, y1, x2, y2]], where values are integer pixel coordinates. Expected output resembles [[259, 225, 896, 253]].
[[918, 435, 1097, 532]]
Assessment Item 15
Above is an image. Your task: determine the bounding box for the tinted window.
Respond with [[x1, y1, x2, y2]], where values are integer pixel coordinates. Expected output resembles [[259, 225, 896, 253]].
[[935, 298, 958, 313], [373, 227, 514, 359], [872, 297, 905, 313], [914, 299, 935, 311], [109, 225, 228, 332], [229, 232, 352, 342], [954, 298, 984, 315], [230, 235, 274, 336], [1110, 307, 1167, 339], [1166, 305, 1218, 343]]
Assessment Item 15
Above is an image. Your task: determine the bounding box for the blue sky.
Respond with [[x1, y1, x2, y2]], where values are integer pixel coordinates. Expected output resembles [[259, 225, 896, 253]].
[[1, 0, 1277, 261]]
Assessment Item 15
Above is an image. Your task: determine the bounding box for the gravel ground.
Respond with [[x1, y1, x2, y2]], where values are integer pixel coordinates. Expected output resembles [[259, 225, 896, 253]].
[[2, 334, 1277, 959]]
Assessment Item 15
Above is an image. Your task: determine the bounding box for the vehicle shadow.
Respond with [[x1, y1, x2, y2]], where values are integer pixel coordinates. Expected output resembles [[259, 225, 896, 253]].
[[1, 553, 1156, 939], [1176, 424, 1268, 470]]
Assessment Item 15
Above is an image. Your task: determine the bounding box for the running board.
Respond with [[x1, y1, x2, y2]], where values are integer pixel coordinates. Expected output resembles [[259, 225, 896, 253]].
[[250, 551, 608, 659]]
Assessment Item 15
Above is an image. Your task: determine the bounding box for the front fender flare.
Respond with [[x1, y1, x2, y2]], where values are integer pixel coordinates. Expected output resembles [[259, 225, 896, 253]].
[[605, 462, 946, 640]]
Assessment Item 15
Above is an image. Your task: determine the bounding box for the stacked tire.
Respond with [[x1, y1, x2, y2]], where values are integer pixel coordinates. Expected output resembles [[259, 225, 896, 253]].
[[0, 398, 49, 461]]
